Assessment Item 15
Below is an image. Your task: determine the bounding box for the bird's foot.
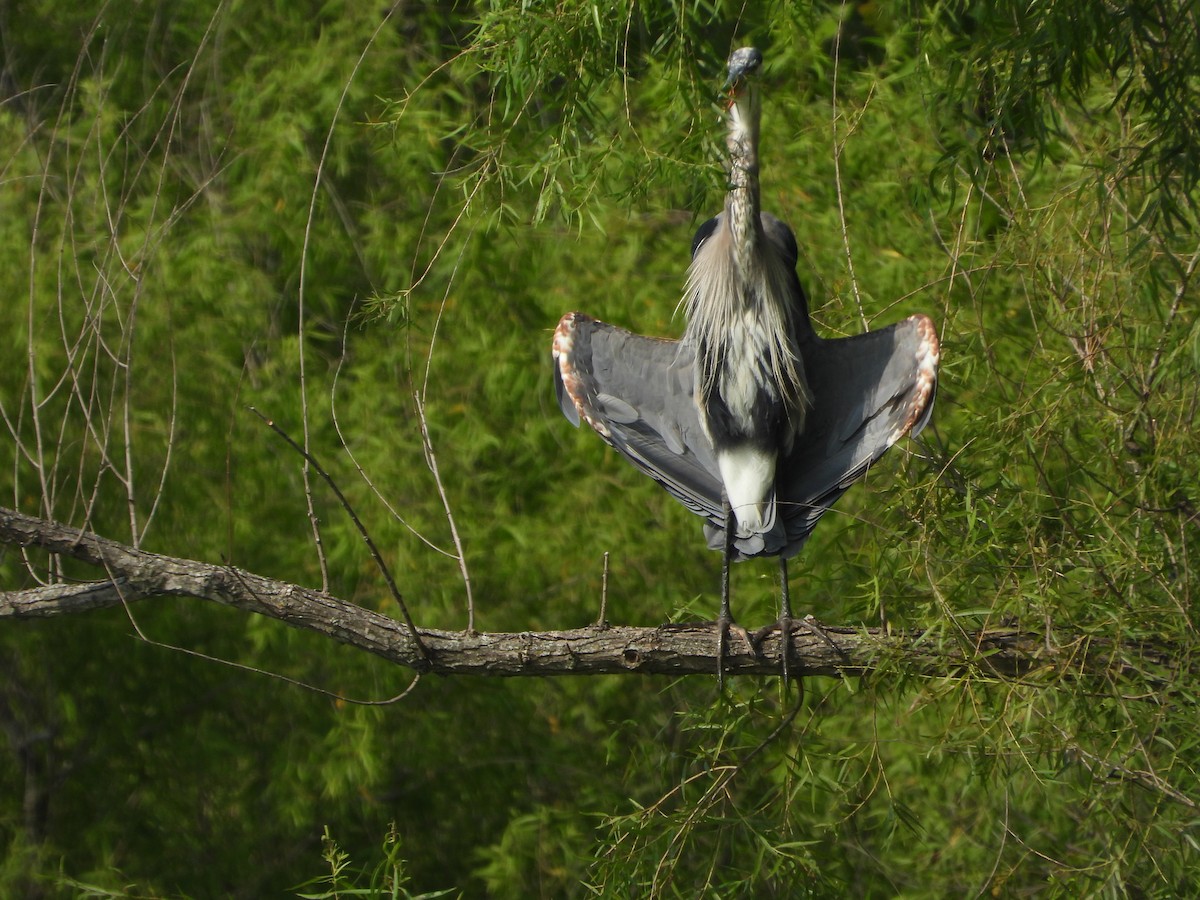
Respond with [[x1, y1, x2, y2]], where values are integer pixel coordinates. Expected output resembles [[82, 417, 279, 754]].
[[751, 615, 795, 682], [801, 614, 851, 667], [716, 615, 754, 690]]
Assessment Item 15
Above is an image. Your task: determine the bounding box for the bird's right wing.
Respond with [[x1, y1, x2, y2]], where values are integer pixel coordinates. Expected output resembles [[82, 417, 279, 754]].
[[553, 312, 726, 524]]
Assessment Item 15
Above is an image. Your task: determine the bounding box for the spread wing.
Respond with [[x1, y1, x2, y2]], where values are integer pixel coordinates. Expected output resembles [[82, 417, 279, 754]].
[[553, 310, 940, 562], [767, 314, 940, 557], [553, 312, 726, 525]]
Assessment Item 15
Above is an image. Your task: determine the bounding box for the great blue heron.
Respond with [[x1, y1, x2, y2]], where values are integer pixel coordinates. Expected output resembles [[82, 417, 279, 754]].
[[553, 47, 939, 682]]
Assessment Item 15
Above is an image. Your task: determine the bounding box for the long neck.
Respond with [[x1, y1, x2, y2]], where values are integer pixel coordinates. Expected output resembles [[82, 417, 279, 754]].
[[683, 80, 810, 434], [725, 88, 761, 263]]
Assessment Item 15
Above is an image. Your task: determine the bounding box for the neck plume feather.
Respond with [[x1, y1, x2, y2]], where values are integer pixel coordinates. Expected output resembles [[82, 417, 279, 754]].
[[682, 85, 810, 440], [682, 229, 810, 437]]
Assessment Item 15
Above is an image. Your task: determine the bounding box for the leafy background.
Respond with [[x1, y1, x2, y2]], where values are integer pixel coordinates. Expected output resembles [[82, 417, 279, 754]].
[[1, 0, 1198, 896]]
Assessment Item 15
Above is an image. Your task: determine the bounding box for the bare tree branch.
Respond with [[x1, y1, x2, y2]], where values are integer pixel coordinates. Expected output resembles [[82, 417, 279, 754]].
[[0, 506, 1175, 681]]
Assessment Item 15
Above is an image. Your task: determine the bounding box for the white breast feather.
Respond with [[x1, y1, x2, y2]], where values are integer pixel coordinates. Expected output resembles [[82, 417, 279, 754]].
[[717, 446, 777, 535]]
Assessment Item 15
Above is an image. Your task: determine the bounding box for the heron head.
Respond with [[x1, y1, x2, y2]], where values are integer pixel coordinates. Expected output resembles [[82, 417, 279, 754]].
[[724, 47, 763, 100]]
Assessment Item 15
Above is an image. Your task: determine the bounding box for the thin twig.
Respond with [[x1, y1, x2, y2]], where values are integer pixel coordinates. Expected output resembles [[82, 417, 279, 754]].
[[329, 306, 455, 559], [597, 551, 610, 628], [831, 0, 869, 330], [413, 392, 476, 633], [1144, 244, 1200, 396], [293, 1, 402, 592], [652, 690, 805, 891], [249, 407, 432, 668], [111, 561, 422, 705]]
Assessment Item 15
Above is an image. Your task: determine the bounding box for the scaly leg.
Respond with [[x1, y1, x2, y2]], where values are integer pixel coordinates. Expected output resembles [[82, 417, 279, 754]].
[[778, 556, 793, 682], [717, 499, 736, 690]]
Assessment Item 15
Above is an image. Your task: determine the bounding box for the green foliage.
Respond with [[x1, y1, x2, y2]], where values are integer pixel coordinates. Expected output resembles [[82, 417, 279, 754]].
[[294, 825, 456, 900], [929, 0, 1200, 228], [0, 0, 1198, 897]]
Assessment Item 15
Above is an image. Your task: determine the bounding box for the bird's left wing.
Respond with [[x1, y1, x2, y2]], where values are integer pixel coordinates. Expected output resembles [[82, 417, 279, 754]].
[[553, 312, 725, 523], [774, 313, 940, 555]]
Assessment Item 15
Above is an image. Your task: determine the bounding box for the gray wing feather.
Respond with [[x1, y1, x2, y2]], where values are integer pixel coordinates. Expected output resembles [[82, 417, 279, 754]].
[[553, 313, 726, 524], [770, 314, 939, 557], [555, 358, 580, 426], [554, 310, 939, 562]]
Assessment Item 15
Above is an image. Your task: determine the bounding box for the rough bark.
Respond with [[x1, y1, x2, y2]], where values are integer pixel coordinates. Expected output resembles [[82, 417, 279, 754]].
[[0, 506, 1170, 680]]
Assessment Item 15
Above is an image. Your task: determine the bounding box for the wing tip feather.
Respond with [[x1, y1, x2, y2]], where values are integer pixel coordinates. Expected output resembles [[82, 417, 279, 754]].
[[901, 314, 940, 440], [553, 312, 608, 436]]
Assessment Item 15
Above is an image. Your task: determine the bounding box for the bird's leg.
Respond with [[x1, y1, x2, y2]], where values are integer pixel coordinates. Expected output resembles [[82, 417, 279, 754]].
[[750, 557, 796, 680], [595, 551, 610, 629], [778, 557, 793, 682], [717, 498, 736, 689]]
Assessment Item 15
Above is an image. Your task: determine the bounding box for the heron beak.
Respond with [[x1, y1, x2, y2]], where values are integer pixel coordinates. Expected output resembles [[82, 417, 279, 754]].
[[722, 70, 751, 109], [723, 47, 763, 107], [721, 83, 738, 110], [722, 75, 743, 107]]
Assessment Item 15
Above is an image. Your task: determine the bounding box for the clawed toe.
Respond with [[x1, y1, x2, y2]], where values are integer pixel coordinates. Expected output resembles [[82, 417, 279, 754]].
[[751, 616, 794, 681], [716, 615, 755, 689]]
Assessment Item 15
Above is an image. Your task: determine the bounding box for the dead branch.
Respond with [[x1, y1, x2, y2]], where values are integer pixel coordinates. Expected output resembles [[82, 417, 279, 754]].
[[0, 506, 1173, 680]]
